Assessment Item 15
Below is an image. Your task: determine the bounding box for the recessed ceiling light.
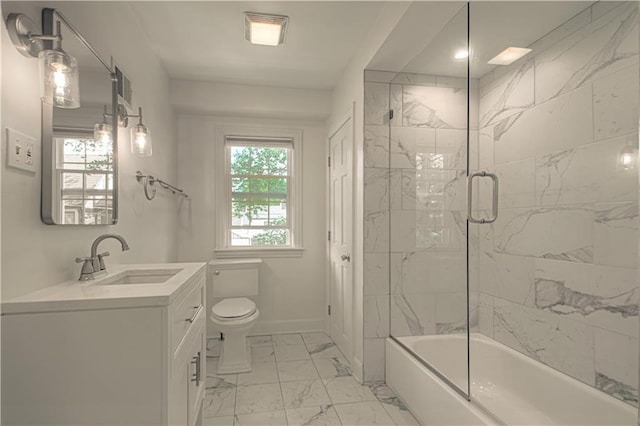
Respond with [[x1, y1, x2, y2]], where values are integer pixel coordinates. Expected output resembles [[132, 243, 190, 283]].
[[488, 47, 532, 65], [244, 12, 289, 46], [454, 49, 469, 59]]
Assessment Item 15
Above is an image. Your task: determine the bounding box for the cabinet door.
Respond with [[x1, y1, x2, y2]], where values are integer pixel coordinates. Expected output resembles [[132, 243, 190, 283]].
[[188, 327, 206, 426], [169, 354, 190, 426]]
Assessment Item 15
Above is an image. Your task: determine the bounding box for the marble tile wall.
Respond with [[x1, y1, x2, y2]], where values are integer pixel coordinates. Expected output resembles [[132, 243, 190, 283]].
[[362, 2, 640, 406], [363, 69, 479, 383], [477, 2, 640, 406], [363, 73, 391, 384]]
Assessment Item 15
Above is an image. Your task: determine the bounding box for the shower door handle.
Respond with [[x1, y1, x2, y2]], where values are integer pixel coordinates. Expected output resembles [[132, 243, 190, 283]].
[[467, 171, 499, 224]]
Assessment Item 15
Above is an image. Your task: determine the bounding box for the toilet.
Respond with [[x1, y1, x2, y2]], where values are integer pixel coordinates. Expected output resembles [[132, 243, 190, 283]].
[[208, 258, 261, 374]]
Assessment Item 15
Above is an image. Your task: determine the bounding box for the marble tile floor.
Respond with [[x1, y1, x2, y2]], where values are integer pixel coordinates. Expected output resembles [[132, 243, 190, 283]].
[[204, 332, 420, 426]]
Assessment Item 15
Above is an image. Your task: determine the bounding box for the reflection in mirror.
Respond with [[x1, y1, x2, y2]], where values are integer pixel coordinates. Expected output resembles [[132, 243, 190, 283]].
[[53, 130, 113, 224], [41, 9, 118, 225]]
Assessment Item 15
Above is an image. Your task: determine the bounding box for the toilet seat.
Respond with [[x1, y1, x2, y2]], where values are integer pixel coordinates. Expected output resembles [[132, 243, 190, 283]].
[[211, 297, 256, 320]]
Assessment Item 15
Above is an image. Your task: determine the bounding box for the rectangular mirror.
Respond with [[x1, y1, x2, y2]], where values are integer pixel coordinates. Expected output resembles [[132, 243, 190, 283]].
[[41, 9, 118, 225]]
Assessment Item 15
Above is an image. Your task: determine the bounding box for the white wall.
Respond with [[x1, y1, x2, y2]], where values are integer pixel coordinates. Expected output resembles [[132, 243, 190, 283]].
[[1, 2, 178, 300], [171, 79, 331, 121], [174, 82, 331, 335], [327, 2, 411, 382]]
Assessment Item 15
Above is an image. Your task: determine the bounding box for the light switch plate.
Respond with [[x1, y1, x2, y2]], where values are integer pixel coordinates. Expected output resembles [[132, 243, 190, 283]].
[[6, 128, 36, 173]]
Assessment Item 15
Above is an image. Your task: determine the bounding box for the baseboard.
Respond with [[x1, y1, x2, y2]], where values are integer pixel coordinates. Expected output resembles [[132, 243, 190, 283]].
[[207, 317, 326, 338], [352, 355, 364, 384]]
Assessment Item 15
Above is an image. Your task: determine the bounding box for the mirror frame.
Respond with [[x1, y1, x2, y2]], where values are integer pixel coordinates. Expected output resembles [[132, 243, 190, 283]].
[[40, 8, 119, 225]]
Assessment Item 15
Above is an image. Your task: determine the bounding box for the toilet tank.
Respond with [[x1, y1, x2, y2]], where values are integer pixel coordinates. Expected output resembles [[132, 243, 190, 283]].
[[208, 258, 262, 297]]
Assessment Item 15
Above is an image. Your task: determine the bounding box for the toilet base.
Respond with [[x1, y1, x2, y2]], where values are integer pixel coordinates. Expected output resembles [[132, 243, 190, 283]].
[[217, 332, 252, 374], [210, 309, 260, 375]]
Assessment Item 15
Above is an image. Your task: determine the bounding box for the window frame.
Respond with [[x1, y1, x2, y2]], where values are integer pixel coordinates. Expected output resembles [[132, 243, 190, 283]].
[[215, 126, 303, 258]]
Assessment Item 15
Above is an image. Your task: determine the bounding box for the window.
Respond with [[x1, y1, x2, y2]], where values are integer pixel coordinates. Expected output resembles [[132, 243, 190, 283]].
[[54, 133, 114, 225], [215, 127, 303, 257]]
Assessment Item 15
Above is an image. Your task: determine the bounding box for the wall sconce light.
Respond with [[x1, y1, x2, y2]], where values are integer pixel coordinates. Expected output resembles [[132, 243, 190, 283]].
[[7, 13, 80, 108], [617, 138, 638, 171]]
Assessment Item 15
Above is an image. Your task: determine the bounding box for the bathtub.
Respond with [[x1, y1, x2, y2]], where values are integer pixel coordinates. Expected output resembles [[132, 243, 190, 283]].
[[386, 334, 637, 425]]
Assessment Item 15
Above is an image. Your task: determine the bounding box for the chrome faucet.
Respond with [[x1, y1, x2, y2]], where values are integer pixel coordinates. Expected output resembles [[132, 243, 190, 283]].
[[75, 234, 130, 281]]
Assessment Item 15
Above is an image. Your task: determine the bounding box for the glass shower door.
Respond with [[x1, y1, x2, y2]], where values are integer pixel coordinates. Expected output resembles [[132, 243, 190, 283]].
[[468, 1, 640, 424], [388, 2, 472, 398]]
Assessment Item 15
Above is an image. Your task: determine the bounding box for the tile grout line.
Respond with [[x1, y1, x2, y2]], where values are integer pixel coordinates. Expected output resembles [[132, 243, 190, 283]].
[[272, 339, 291, 426], [305, 333, 347, 425], [207, 333, 409, 425]]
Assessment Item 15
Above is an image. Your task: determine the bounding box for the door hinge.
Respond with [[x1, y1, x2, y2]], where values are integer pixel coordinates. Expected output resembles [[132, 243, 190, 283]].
[[388, 109, 394, 120], [328, 230, 331, 241], [328, 156, 331, 167], [328, 305, 331, 315]]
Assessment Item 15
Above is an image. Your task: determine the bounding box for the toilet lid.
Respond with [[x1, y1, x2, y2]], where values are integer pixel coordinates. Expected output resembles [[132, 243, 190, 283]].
[[211, 298, 256, 319]]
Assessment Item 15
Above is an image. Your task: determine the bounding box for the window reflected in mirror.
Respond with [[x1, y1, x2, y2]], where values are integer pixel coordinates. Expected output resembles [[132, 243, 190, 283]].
[[54, 133, 113, 224]]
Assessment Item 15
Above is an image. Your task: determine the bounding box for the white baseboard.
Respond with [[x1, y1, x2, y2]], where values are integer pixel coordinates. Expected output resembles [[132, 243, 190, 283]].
[[207, 317, 326, 338]]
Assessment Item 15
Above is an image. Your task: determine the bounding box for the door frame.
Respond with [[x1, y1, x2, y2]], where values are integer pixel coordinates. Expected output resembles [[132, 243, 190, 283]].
[[325, 103, 356, 367]]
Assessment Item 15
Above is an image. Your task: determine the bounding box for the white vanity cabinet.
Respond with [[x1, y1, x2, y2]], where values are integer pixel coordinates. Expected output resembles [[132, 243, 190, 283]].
[[1, 263, 207, 426], [169, 273, 207, 426]]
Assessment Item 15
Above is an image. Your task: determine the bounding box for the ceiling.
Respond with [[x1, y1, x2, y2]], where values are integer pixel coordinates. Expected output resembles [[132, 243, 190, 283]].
[[128, 1, 385, 90], [400, 1, 593, 78]]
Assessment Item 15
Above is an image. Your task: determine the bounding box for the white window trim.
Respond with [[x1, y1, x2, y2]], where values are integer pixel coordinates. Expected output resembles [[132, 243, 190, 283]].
[[214, 126, 303, 258]]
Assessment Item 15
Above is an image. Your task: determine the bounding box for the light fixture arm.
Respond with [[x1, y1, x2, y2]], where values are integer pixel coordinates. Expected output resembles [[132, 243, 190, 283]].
[[6, 8, 113, 76], [137, 107, 144, 126], [42, 9, 113, 74], [100, 104, 146, 128]]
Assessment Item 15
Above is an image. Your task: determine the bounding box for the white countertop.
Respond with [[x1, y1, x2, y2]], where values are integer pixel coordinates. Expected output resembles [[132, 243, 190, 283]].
[[1, 263, 206, 315]]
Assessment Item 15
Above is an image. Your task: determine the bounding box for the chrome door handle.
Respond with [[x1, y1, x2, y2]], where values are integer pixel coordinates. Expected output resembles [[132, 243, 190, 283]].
[[467, 171, 499, 224], [341, 254, 351, 262]]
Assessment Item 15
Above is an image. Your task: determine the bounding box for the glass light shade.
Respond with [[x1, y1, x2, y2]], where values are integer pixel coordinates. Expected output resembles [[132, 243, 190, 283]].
[[93, 122, 112, 145], [39, 49, 80, 109], [131, 124, 152, 157], [617, 142, 638, 171]]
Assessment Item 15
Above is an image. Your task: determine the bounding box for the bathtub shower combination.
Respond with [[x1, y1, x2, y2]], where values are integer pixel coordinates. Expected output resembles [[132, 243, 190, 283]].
[[363, 1, 640, 425]]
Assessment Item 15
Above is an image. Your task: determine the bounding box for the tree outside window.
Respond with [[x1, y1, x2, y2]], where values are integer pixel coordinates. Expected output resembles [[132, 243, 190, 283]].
[[229, 144, 291, 246]]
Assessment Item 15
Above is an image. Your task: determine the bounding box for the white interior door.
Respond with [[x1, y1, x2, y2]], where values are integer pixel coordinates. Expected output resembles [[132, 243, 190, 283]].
[[328, 114, 353, 362]]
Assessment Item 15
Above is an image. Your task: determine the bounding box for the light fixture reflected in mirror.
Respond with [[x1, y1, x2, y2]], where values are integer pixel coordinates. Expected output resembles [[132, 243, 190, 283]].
[[488, 47, 532, 65], [617, 137, 638, 171], [95, 104, 153, 157], [454, 49, 469, 59], [130, 107, 152, 157], [93, 106, 113, 144]]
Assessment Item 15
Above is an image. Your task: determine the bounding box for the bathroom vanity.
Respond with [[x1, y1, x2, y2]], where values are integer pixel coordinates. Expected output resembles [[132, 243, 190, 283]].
[[1, 263, 206, 426]]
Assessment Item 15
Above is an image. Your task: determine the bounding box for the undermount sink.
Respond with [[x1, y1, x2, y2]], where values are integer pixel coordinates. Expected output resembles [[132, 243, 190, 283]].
[[98, 268, 182, 285]]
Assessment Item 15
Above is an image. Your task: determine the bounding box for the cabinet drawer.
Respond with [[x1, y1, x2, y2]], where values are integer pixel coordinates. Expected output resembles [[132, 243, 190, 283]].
[[171, 274, 205, 353]]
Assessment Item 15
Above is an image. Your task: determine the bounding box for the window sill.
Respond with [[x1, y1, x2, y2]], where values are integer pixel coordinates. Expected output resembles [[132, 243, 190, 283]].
[[214, 247, 304, 259]]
